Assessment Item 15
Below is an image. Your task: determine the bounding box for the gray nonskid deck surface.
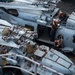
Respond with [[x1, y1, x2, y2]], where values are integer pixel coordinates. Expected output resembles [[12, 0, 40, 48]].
[[57, 1, 75, 14]]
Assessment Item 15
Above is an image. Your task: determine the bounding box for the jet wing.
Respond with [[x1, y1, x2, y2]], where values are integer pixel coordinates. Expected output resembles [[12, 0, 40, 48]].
[[0, 34, 20, 48], [0, 19, 13, 27], [14, 0, 37, 4], [0, 2, 49, 11]]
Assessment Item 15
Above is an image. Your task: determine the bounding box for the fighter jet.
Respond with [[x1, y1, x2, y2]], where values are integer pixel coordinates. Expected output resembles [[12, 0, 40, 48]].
[[0, 19, 75, 75], [0, 0, 59, 26]]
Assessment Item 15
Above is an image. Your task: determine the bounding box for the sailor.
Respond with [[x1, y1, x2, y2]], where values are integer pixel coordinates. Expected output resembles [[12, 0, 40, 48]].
[[54, 38, 62, 47], [26, 43, 35, 57], [52, 19, 60, 28], [58, 11, 68, 21], [2, 28, 11, 36], [50, 19, 60, 41], [26, 43, 36, 67], [54, 34, 63, 50]]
